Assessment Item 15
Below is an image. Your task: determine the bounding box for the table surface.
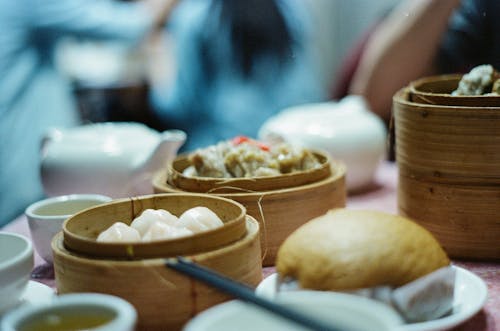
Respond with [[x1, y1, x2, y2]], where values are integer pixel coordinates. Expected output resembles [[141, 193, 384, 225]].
[[2, 161, 498, 331]]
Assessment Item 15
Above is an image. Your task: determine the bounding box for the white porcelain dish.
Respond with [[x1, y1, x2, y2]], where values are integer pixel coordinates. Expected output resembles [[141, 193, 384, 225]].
[[25, 194, 112, 263], [40, 122, 186, 198], [0, 281, 55, 318], [184, 291, 403, 331], [256, 266, 487, 331], [258, 96, 387, 191], [1, 293, 137, 331], [18, 281, 55, 306], [0, 232, 34, 313], [403, 266, 487, 331]]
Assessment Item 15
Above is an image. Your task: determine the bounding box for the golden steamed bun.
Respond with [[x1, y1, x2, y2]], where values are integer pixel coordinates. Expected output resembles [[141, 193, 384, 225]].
[[276, 209, 450, 291]]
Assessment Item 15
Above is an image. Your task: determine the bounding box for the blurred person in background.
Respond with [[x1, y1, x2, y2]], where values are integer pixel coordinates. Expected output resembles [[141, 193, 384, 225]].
[[0, 0, 177, 226], [349, 0, 499, 122], [150, 0, 326, 152]]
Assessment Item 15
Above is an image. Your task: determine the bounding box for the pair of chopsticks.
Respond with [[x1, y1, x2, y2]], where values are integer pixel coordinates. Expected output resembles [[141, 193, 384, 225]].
[[165, 257, 343, 331]]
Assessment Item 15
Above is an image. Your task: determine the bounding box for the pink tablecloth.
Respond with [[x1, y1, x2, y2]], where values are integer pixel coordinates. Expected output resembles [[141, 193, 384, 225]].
[[2, 161, 499, 331]]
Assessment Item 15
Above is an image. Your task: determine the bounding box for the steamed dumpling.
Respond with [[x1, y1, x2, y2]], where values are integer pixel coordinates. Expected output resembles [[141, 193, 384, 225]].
[[97, 222, 141, 242], [142, 221, 193, 242], [178, 207, 224, 233], [131, 209, 179, 236]]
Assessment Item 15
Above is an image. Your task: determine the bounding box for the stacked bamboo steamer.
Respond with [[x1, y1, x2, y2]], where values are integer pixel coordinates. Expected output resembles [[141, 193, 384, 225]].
[[153, 150, 347, 266], [52, 194, 262, 331], [393, 75, 500, 259]]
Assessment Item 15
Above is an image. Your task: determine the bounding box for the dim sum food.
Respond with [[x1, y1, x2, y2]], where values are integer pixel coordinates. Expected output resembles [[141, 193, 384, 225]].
[[178, 206, 224, 232], [275, 209, 454, 322], [452, 64, 500, 96], [276, 209, 450, 291], [130, 208, 178, 236], [183, 136, 322, 179], [97, 207, 223, 243], [142, 222, 193, 242], [96, 222, 141, 243]]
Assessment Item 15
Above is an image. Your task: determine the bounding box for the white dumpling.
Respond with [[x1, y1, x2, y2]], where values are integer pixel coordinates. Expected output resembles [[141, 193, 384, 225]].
[[130, 209, 179, 236], [177, 207, 224, 233], [97, 222, 141, 242], [141, 221, 193, 242]]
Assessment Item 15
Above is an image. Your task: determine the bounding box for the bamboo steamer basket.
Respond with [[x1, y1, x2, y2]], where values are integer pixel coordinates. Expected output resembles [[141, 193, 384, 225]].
[[62, 193, 247, 259], [169, 151, 331, 193], [53, 218, 261, 331], [52, 194, 262, 331], [153, 156, 347, 266], [393, 87, 500, 259], [409, 74, 500, 107]]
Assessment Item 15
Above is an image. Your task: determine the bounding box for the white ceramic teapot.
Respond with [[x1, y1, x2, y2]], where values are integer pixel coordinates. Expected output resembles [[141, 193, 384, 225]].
[[40, 122, 186, 198], [258, 96, 387, 192]]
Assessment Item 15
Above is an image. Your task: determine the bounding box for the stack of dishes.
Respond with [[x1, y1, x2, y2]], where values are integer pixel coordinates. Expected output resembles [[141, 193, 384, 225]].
[[153, 150, 346, 266], [52, 193, 262, 331], [393, 74, 500, 259]]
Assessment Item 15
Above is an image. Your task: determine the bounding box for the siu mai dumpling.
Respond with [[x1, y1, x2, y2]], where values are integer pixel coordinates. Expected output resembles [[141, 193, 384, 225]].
[[131, 209, 179, 236], [178, 207, 224, 233], [142, 221, 193, 242], [97, 222, 141, 242]]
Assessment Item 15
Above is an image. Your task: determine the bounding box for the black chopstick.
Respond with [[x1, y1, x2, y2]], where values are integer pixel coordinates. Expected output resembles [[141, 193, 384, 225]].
[[165, 256, 343, 331]]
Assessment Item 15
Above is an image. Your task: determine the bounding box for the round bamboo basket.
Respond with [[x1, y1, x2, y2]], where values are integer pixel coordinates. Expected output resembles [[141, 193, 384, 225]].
[[153, 163, 347, 266], [169, 151, 331, 193], [53, 217, 262, 331], [395, 88, 500, 182], [393, 87, 500, 259], [63, 193, 247, 259], [398, 174, 500, 259], [409, 74, 500, 107]]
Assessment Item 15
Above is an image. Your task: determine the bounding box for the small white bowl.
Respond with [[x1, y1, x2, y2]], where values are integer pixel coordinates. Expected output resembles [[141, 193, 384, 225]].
[[184, 291, 404, 331], [1, 293, 137, 331], [0, 232, 34, 313], [25, 194, 112, 263]]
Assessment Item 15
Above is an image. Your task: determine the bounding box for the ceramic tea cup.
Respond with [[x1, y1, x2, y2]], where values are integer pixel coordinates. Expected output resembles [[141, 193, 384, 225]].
[[0, 232, 34, 313], [25, 194, 112, 263], [1, 293, 137, 331]]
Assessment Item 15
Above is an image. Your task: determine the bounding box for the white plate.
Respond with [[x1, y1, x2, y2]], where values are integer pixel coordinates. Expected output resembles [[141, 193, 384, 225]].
[[184, 291, 404, 331], [19, 281, 55, 306], [256, 266, 487, 331], [0, 281, 55, 318]]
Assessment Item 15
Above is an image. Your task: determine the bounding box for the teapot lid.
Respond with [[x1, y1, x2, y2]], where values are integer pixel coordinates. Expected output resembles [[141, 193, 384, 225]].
[[46, 122, 159, 147]]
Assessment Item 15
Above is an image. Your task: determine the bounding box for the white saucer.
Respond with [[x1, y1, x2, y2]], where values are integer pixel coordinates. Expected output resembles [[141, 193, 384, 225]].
[[256, 266, 487, 331], [185, 291, 404, 331], [20, 281, 55, 305], [0, 281, 55, 318]]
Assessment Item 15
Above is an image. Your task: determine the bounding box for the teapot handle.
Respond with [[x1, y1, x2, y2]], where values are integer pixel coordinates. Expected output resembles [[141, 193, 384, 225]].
[[40, 128, 63, 157]]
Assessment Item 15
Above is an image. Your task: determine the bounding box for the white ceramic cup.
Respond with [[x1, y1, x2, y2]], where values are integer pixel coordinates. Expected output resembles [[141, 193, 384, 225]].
[[25, 194, 112, 263], [0, 232, 34, 313], [1, 293, 137, 331]]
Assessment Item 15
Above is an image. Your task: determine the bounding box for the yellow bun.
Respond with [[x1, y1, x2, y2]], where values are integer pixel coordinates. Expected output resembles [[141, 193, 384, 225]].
[[276, 209, 450, 291]]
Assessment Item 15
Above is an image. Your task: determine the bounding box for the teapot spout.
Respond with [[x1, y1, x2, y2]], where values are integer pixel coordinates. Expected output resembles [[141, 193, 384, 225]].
[[140, 129, 186, 176]]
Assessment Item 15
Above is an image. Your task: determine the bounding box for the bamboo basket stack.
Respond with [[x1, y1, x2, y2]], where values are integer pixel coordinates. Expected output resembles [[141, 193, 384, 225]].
[[393, 76, 500, 259], [52, 194, 263, 331], [153, 151, 347, 266]]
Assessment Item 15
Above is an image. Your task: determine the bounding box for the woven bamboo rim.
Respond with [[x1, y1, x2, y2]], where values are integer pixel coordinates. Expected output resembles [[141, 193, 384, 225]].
[[53, 217, 262, 331], [168, 150, 332, 193], [153, 163, 347, 266], [393, 88, 500, 184], [409, 74, 500, 107], [63, 193, 247, 259]]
